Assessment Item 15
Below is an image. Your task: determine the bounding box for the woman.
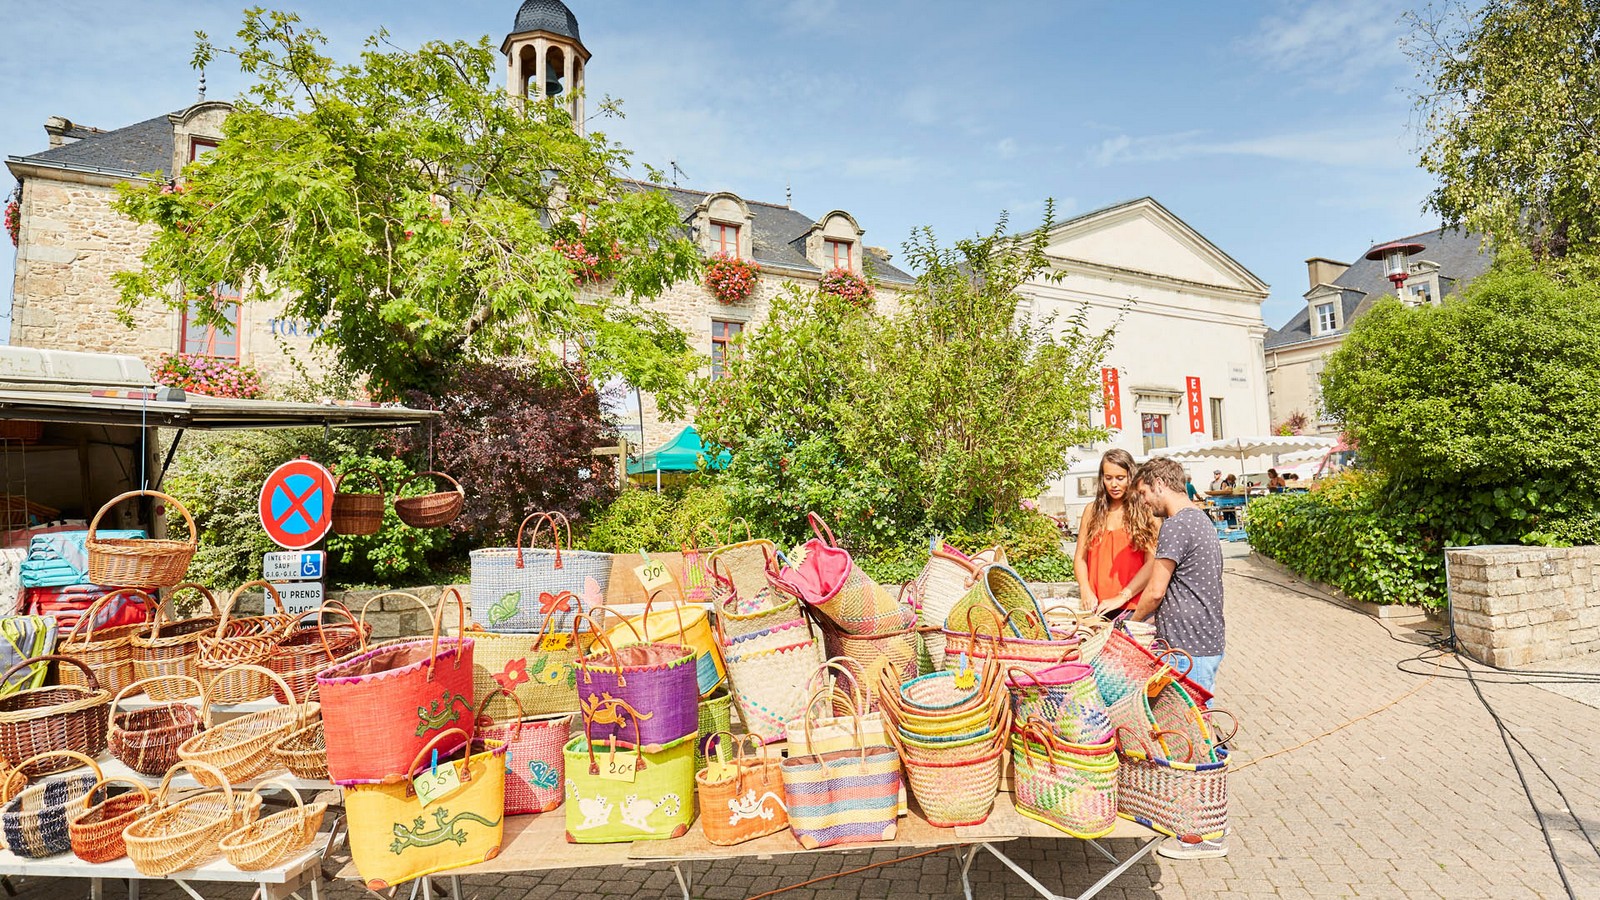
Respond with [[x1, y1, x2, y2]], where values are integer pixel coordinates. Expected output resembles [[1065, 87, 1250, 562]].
[[1267, 468, 1287, 491], [1074, 449, 1160, 617]]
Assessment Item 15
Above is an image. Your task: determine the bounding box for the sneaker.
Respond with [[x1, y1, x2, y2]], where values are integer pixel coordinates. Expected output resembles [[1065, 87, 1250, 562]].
[[1156, 836, 1228, 860]]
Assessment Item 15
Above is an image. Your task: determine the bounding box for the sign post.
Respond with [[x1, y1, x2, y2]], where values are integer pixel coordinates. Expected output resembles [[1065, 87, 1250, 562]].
[[259, 458, 334, 614]]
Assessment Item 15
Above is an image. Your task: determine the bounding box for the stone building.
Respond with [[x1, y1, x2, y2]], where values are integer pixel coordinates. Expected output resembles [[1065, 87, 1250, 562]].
[[4, 99, 328, 389], [1263, 227, 1491, 434]]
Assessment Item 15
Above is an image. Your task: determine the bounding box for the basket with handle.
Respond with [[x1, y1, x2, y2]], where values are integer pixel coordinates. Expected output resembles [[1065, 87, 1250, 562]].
[[562, 699, 694, 844], [0, 750, 102, 858], [195, 581, 296, 704], [705, 536, 778, 608], [87, 490, 198, 588], [573, 609, 698, 748], [717, 609, 821, 744], [787, 672, 907, 816], [469, 511, 610, 633], [123, 760, 264, 877], [696, 686, 732, 770], [1115, 726, 1228, 841], [1011, 719, 1120, 839], [68, 774, 152, 863], [943, 606, 1082, 677], [457, 589, 582, 720], [271, 719, 329, 781], [331, 465, 386, 536], [944, 563, 1049, 641], [712, 547, 803, 636], [0, 655, 110, 775], [107, 675, 205, 776], [218, 778, 327, 871], [1091, 628, 1213, 709], [696, 731, 788, 846], [681, 520, 752, 603], [394, 471, 466, 528], [266, 602, 370, 703], [779, 686, 902, 849], [315, 588, 476, 785], [178, 665, 319, 786], [1106, 669, 1230, 763], [913, 540, 1005, 670], [886, 711, 1005, 828], [605, 584, 726, 697], [56, 588, 151, 698], [474, 686, 572, 815], [815, 615, 918, 704], [1007, 663, 1112, 746], [768, 514, 909, 636], [1042, 606, 1114, 663], [131, 583, 221, 700]]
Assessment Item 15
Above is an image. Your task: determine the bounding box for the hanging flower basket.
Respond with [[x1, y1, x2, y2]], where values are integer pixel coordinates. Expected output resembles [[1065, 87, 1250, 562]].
[[4, 187, 20, 248], [555, 237, 623, 284], [819, 268, 874, 309], [705, 253, 761, 304]]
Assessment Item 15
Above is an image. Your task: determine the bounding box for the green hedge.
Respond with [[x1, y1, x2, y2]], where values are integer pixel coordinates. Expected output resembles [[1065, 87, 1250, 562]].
[[1248, 473, 1444, 609]]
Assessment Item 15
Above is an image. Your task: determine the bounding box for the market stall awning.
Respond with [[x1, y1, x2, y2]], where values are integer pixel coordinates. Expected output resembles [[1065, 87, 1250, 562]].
[[0, 388, 437, 430], [1156, 434, 1336, 462], [627, 425, 729, 475]]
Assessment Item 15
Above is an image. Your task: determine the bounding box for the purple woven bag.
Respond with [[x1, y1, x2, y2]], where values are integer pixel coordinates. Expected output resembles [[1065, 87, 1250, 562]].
[[572, 610, 698, 747]]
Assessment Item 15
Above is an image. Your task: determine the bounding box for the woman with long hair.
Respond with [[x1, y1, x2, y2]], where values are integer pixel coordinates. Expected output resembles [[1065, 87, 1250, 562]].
[[1073, 449, 1160, 616]]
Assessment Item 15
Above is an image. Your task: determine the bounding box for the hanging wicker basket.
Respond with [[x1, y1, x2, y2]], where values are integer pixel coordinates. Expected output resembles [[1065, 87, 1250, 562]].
[[394, 471, 465, 528], [331, 467, 386, 537], [86, 490, 198, 588], [131, 583, 222, 701]]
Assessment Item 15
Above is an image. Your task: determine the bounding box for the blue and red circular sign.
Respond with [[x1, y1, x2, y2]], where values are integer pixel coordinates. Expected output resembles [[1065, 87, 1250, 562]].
[[258, 458, 335, 550]]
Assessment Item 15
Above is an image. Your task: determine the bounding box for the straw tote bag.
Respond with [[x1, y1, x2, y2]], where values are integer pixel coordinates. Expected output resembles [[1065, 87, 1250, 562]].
[[563, 699, 696, 844], [779, 696, 902, 849], [697, 731, 788, 846], [316, 589, 476, 784], [343, 728, 507, 890], [767, 514, 908, 636], [470, 512, 610, 633], [572, 610, 697, 748], [474, 687, 573, 816], [456, 589, 583, 720], [914, 541, 1005, 671], [604, 588, 726, 697]]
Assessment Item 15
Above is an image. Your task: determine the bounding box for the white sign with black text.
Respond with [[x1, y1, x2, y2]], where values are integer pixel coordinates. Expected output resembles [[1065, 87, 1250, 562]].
[[264, 581, 325, 615]]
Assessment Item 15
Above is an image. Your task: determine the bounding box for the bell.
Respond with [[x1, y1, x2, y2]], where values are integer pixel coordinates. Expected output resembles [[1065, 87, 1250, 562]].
[[545, 71, 564, 97]]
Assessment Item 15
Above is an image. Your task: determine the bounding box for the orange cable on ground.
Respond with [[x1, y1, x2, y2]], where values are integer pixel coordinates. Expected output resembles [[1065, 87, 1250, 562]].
[[1233, 663, 1436, 773], [742, 845, 959, 900]]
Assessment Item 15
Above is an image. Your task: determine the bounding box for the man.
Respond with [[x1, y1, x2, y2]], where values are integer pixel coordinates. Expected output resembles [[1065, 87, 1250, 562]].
[[1208, 469, 1226, 491], [1128, 456, 1227, 859], [1184, 473, 1200, 501]]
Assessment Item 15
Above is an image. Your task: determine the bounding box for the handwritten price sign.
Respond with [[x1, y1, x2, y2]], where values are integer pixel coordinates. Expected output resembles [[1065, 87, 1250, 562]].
[[597, 739, 638, 783], [413, 760, 463, 806], [633, 556, 673, 591]]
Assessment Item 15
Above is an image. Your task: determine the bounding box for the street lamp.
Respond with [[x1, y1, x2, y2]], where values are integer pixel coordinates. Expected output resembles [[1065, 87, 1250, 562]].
[[1364, 240, 1426, 294]]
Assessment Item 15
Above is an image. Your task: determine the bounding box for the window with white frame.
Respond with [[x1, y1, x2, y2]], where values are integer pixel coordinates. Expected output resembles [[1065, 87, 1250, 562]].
[[1315, 302, 1337, 334]]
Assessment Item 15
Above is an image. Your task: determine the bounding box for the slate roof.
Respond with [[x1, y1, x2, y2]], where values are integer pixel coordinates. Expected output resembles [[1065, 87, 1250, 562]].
[[1264, 226, 1491, 349], [644, 182, 915, 283], [513, 0, 582, 41], [11, 114, 176, 179]]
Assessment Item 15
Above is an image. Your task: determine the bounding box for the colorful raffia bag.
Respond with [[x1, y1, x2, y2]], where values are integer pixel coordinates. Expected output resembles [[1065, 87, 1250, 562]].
[[1091, 628, 1213, 708], [696, 731, 788, 846], [785, 669, 906, 817], [604, 588, 725, 697], [681, 520, 751, 604], [563, 699, 696, 844], [696, 687, 733, 771], [573, 610, 697, 748], [457, 593, 582, 720], [474, 687, 572, 816], [469, 512, 609, 633], [343, 728, 506, 890], [721, 632, 820, 744], [780, 695, 902, 849], [1107, 670, 1228, 763], [316, 590, 476, 785], [705, 537, 778, 610], [1006, 663, 1113, 745], [913, 540, 1005, 671], [768, 514, 908, 635], [944, 564, 1048, 641], [1011, 720, 1119, 839], [1116, 727, 1228, 842]]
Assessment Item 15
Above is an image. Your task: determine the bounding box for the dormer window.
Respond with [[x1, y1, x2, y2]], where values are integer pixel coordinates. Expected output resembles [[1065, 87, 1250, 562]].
[[1315, 302, 1336, 334], [189, 138, 218, 163], [713, 222, 741, 258], [826, 239, 852, 270]]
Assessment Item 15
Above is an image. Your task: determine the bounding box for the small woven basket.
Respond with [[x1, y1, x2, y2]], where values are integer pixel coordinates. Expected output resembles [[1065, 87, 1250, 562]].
[[107, 675, 205, 777], [178, 665, 318, 786], [0, 655, 111, 776], [1011, 721, 1120, 839], [266, 603, 369, 703], [86, 490, 198, 588], [218, 778, 327, 871], [331, 467, 386, 536], [123, 761, 264, 877], [69, 776, 152, 863], [393, 471, 465, 528], [1, 750, 102, 858], [272, 719, 329, 781], [131, 583, 222, 701], [56, 589, 152, 699], [895, 730, 1005, 828], [196, 581, 296, 704], [696, 686, 733, 770]]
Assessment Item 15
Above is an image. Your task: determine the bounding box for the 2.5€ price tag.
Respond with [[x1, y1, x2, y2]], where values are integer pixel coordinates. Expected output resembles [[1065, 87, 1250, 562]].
[[597, 738, 637, 783], [413, 760, 463, 806], [633, 555, 673, 592]]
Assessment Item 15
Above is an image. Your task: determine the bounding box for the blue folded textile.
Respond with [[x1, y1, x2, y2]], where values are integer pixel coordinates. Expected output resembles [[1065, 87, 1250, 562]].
[[21, 529, 146, 586]]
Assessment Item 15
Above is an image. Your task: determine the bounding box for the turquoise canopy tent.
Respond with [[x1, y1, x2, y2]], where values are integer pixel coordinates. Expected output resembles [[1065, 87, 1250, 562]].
[[627, 425, 729, 489]]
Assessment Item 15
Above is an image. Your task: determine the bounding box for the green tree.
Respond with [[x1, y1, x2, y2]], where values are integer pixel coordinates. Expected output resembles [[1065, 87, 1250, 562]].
[[697, 206, 1112, 548], [1408, 0, 1600, 256], [113, 9, 700, 399], [1322, 258, 1600, 546]]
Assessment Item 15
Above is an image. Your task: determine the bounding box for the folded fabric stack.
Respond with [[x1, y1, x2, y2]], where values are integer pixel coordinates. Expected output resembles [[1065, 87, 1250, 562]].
[[21, 529, 144, 588], [25, 584, 148, 632]]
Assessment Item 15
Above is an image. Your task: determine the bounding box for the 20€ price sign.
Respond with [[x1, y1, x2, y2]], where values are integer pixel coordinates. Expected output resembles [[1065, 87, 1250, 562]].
[[633, 555, 673, 592]]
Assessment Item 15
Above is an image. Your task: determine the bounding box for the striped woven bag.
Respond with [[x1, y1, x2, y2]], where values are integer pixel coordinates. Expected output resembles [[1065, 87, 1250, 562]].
[[780, 695, 902, 849]]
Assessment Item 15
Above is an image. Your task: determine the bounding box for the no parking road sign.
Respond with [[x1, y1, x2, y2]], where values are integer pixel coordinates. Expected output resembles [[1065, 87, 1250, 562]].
[[259, 458, 335, 550]]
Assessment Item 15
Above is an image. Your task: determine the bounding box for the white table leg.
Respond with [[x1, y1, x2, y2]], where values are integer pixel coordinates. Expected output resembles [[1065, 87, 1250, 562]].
[[672, 861, 693, 900], [89, 878, 102, 900], [959, 844, 981, 900]]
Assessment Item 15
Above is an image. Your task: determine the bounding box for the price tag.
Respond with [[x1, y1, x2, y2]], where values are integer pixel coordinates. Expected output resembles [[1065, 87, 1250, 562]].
[[413, 759, 463, 806], [597, 738, 638, 783], [633, 556, 673, 591], [952, 654, 977, 690], [703, 760, 736, 784]]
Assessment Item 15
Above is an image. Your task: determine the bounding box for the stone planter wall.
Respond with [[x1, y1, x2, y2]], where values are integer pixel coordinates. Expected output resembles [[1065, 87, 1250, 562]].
[[1445, 545, 1600, 666]]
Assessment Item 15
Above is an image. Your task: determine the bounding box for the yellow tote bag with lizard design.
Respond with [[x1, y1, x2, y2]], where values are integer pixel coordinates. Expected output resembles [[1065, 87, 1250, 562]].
[[344, 728, 506, 890]]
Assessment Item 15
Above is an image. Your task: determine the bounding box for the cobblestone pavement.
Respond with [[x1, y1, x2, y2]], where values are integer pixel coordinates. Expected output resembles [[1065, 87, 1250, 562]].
[[10, 553, 1600, 899]]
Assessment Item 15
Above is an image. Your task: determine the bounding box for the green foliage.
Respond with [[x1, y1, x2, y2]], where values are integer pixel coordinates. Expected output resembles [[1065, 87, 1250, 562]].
[[697, 206, 1112, 551], [1322, 261, 1600, 546], [580, 490, 673, 554], [113, 9, 700, 398], [662, 485, 738, 550], [164, 429, 447, 588], [1248, 474, 1444, 609], [1408, 1, 1600, 256]]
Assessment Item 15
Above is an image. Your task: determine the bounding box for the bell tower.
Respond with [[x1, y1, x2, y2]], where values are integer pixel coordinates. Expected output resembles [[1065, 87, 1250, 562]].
[[502, 0, 591, 132]]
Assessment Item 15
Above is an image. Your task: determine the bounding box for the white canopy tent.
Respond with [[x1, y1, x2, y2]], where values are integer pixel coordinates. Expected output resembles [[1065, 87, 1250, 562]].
[[1155, 434, 1336, 482]]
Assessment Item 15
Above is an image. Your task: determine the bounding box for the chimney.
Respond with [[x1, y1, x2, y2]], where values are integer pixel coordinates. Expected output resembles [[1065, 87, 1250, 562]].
[[1305, 257, 1349, 290], [866, 246, 892, 262], [43, 116, 75, 148]]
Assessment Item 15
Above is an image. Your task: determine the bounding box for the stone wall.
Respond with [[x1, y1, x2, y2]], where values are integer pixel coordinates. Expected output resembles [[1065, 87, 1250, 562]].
[[1445, 545, 1600, 666]]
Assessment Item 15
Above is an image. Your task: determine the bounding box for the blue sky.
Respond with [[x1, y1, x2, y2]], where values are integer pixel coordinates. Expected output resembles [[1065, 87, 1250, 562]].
[[1, 0, 1440, 333]]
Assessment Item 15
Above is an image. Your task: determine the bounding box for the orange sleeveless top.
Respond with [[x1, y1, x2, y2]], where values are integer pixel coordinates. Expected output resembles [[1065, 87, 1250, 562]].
[[1086, 526, 1146, 613]]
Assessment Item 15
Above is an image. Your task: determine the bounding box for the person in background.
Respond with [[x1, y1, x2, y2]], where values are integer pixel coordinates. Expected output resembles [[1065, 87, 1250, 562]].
[[1185, 473, 1201, 501], [1127, 455, 1228, 859], [1073, 449, 1160, 617], [1267, 468, 1287, 491], [1209, 469, 1226, 491], [1222, 474, 1237, 490]]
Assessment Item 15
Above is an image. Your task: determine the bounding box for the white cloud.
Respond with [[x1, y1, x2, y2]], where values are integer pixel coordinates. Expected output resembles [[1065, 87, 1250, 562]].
[[1243, 0, 1410, 90], [777, 0, 842, 33], [1089, 127, 1412, 170], [995, 137, 1019, 159]]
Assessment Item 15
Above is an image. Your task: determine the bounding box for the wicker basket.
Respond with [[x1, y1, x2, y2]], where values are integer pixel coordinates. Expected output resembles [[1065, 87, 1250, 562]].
[[217, 778, 326, 871], [0, 750, 102, 858], [179, 665, 317, 786], [123, 761, 264, 877], [57, 589, 153, 699], [271, 718, 329, 780], [266, 603, 369, 703], [107, 675, 205, 777], [131, 583, 221, 701], [196, 581, 296, 704], [331, 467, 386, 536], [69, 775, 152, 863], [0, 655, 111, 776], [86, 490, 198, 588], [394, 471, 465, 528]]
